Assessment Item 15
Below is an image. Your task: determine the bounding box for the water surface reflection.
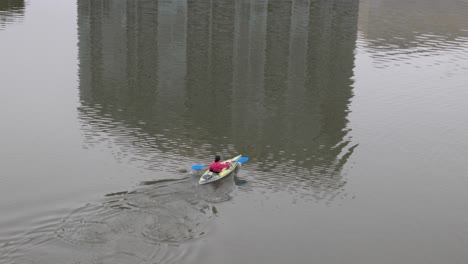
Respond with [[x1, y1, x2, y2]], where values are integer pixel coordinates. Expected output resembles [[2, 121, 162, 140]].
[[0, 0, 25, 30], [77, 0, 359, 201], [358, 0, 468, 67]]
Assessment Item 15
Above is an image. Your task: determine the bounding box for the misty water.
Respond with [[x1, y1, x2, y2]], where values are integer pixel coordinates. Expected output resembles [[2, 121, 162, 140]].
[[1, 0, 468, 263]]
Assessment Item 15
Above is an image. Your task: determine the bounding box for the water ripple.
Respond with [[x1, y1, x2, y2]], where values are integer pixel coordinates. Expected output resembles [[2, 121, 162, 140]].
[[358, 0, 468, 68], [0, 177, 225, 264]]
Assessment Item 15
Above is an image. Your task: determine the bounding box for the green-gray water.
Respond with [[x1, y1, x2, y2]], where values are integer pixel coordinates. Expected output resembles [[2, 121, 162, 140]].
[[1, 0, 468, 263]]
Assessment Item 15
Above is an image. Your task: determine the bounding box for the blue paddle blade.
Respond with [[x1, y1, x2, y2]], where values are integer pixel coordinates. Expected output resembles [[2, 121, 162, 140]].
[[238, 157, 249, 163], [191, 164, 205, 170]]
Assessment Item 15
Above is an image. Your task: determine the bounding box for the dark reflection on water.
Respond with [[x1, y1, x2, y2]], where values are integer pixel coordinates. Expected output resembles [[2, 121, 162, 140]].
[[77, 0, 359, 201], [359, 0, 468, 67], [0, 0, 25, 30], [0, 175, 239, 264]]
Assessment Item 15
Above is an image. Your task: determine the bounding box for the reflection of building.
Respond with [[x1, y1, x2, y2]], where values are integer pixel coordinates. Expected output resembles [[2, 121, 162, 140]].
[[227, 0, 359, 193], [185, 0, 235, 136], [0, 0, 25, 30], [359, 0, 468, 49], [77, 0, 359, 198], [78, 0, 187, 137]]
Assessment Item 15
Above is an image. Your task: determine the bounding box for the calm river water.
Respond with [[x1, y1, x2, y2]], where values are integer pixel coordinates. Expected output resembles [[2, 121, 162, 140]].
[[1, 0, 468, 263]]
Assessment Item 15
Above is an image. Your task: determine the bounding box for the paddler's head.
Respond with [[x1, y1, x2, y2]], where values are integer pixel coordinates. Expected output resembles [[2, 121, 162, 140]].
[[215, 155, 221, 162]]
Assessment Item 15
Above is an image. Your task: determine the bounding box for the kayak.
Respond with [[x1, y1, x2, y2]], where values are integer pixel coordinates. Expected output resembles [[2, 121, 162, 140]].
[[199, 155, 242, 185]]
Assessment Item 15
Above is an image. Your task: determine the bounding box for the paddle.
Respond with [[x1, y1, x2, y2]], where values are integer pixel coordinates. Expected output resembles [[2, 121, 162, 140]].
[[238, 156, 249, 163], [191, 156, 249, 170]]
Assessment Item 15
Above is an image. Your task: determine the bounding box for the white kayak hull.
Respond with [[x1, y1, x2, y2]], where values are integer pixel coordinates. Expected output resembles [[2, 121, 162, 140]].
[[199, 155, 242, 185]]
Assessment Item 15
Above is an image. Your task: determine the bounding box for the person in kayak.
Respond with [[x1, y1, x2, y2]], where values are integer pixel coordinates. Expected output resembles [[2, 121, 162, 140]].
[[209, 155, 231, 173]]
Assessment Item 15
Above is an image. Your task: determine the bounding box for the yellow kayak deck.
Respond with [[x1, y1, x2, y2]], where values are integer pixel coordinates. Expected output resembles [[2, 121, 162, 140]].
[[199, 155, 242, 185]]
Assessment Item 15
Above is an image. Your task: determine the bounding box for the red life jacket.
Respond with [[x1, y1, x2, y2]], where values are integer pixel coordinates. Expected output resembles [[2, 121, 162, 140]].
[[208, 161, 230, 173]]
